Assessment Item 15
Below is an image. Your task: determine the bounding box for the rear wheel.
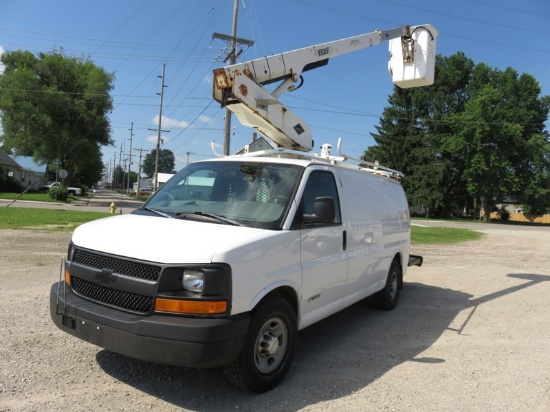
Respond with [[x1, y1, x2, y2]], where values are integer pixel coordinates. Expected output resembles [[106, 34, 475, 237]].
[[224, 296, 297, 393], [374, 259, 402, 310]]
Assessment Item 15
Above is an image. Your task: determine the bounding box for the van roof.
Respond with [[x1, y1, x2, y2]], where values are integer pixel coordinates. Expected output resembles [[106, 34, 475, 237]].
[[201, 143, 403, 181]]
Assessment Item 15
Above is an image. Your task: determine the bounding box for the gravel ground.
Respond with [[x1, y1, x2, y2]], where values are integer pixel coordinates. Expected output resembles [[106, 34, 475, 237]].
[[0, 226, 549, 411]]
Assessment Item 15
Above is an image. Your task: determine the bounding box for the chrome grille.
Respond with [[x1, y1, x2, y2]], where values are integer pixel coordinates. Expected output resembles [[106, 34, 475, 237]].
[[73, 249, 161, 281], [71, 277, 153, 313]]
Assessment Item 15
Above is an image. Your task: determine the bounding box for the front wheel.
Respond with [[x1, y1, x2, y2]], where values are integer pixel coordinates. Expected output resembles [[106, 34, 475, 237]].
[[224, 296, 297, 393]]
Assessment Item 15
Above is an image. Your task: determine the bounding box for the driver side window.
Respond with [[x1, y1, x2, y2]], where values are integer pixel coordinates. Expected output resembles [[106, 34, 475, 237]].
[[302, 171, 341, 224]]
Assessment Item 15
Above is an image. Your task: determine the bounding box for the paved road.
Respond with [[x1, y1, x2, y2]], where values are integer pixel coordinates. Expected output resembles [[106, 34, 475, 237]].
[[0, 190, 144, 214]]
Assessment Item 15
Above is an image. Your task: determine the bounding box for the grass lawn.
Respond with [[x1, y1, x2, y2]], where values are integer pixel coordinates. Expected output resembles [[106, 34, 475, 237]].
[[0, 192, 79, 203], [0, 207, 110, 231], [1, 207, 485, 244], [412, 225, 483, 244]]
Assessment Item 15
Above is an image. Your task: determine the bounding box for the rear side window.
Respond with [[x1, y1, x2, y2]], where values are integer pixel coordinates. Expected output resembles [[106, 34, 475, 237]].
[[301, 171, 341, 225]]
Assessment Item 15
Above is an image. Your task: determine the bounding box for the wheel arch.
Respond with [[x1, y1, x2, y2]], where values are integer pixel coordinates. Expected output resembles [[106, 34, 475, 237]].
[[252, 285, 299, 317], [225, 285, 299, 392], [392, 252, 404, 290]]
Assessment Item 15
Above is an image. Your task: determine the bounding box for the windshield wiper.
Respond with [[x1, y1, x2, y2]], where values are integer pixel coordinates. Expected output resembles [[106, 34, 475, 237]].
[[176, 211, 240, 226], [141, 207, 172, 218]]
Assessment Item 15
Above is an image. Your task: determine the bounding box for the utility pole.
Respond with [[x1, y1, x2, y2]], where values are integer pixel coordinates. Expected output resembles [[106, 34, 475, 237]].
[[106, 159, 110, 187], [185, 151, 195, 165], [117, 143, 123, 190], [152, 64, 169, 192], [134, 147, 143, 195], [126, 122, 133, 193], [112, 153, 116, 189], [212, 0, 253, 155]]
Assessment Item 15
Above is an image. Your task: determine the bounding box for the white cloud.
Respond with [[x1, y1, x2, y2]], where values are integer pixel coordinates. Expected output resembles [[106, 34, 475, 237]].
[[151, 114, 214, 131], [146, 135, 158, 144], [198, 115, 214, 124], [0, 45, 5, 74], [153, 115, 190, 129], [146, 134, 170, 144]]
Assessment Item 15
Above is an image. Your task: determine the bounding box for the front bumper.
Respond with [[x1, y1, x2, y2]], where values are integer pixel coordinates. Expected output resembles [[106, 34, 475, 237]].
[[50, 282, 249, 368]]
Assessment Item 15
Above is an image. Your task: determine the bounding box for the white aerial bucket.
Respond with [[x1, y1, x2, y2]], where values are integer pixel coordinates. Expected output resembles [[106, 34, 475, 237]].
[[388, 24, 438, 88]]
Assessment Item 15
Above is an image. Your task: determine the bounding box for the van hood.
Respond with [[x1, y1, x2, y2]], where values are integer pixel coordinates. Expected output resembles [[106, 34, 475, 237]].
[[71, 213, 263, 264]]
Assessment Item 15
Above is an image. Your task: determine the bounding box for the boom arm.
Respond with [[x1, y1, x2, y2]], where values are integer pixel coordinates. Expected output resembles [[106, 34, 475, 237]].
[[213, 24, 437, 152]]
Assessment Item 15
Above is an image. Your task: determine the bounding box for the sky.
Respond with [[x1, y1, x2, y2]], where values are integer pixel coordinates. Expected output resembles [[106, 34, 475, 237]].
[[1, 0, 549, 174]]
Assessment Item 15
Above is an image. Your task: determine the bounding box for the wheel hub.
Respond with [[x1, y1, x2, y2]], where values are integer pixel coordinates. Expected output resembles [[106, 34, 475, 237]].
[[259, 331, 279, 356], [253, 316, 289, 374]]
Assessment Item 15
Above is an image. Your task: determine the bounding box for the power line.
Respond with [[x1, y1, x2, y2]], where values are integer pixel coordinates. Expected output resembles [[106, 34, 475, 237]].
[[292, 0, 550, 53], [467, 0, 550, 18], [381, 0, 550, 36]]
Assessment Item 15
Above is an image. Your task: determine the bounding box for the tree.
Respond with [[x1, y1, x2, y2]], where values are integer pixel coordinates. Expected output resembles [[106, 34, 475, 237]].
[[110, 166, 138, 192], [366, 53, 474, 217], [72, 142, 105, 187], [412, 53, 475, 217], [519, 130, 550, 214], [142, 148, 176, 177], [365, 86, 439, 214], [111, 165, 125, 190], [367, 52, 550, 220], [0, 49, 114, 187], [449, 66, 550, 221]]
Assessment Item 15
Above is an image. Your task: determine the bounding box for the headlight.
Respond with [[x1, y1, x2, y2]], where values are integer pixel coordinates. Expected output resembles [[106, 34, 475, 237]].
[[183, 269, 204, 293]]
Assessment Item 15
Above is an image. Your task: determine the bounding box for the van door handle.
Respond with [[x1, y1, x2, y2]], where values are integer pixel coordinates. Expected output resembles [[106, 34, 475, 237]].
[[343, 230, 347, 251]]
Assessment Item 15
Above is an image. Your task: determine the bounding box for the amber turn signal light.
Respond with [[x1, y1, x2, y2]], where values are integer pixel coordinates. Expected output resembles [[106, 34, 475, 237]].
[[155, 298, 227, 314]]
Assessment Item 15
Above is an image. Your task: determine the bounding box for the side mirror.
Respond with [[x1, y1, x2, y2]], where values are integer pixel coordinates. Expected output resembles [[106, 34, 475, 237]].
[[304, 196, 335, 224]]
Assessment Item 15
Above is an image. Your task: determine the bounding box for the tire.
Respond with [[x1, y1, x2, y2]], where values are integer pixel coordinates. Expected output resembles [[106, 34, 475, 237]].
[[374, 258, 402, 311], [224, 296, 297, 393]]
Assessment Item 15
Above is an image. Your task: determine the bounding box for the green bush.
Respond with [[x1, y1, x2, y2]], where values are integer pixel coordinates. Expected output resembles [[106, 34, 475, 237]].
[[77, 184, 87, 196], [498, 209, 510, 221], [0, 167, 23, 192], [49, 186, 68, 201], [0, 178, 23, 192]]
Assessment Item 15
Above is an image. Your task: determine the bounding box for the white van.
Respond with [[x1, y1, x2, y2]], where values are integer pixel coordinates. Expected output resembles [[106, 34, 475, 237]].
[[50, 147, 422, 393]]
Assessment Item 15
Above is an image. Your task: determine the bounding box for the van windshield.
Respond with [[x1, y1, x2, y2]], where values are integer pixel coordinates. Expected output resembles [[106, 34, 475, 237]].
[[137, 161, 303, 229]]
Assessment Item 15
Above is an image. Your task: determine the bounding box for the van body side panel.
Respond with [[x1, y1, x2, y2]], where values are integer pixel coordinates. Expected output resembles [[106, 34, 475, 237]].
[[298, 224, 348, 329], [336, 169, 411, 307], [212, 230, 302, 316]]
